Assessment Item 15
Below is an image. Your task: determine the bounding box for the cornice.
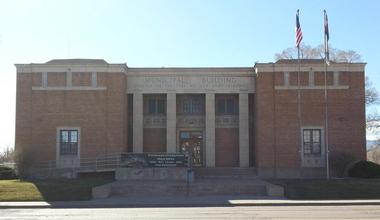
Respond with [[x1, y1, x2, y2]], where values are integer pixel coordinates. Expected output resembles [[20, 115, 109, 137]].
[[254, 62, 366, 73]]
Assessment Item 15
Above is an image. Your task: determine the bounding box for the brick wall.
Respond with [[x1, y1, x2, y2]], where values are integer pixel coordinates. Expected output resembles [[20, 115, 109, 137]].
[[255, 65, 366, 178], [143, 128, 166, 152], [15, 72, 127, 163], [215, 128, 239, 167]]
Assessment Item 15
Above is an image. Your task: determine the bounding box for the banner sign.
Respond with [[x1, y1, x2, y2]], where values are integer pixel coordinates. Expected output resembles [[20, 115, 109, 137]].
[[120, 153, 189, 168]]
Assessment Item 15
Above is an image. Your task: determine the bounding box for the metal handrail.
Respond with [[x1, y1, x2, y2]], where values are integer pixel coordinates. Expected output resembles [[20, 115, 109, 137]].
[[29, 152, 193, 173], [30, 152, 123, 171]]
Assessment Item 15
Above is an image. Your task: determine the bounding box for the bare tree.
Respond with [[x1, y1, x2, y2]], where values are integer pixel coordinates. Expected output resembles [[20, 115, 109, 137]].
[[366, 77, 380, 129], [0, 147, 15, 164], [366, 77, 379, 106], [275, 44, 361, 63], [274, 43, 321, 60], [365, 76, 380, 152]]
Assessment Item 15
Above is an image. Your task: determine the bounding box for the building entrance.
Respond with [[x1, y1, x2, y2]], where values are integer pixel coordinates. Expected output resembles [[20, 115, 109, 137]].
[[179, 131, 203, 167]]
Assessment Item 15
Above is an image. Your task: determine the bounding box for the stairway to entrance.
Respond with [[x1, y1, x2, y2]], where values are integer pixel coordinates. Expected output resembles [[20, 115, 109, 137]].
[[92, 168, 283, 199], [193, 167, 258, 179]]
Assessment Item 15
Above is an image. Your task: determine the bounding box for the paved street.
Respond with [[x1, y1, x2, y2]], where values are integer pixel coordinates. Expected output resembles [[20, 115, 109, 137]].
[[1, 205, 380, 220]]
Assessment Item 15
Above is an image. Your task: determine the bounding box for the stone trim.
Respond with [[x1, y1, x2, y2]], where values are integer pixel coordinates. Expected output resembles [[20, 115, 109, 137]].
[[166, 93, 177, 153], [32, 86, 107, 91], [215, 115, 239, 128], [126, 72, 254, 77], [205, 93, 215, 167], [333, 71, 339, 86], [42, 72, 47, 88], [91, 72, 97, 87], [133, 93, 144, 153], [275, 85, 349, 90], [127, 67, 254, 76], [255, 63, 365, 73], [126, 75, 255, 94], [15, 64, 127, 73], [239, 93, 249, 167], [143, 115, 167, 128], [177, 115, 205, 128], [284, 72, 290, 86], [309, 70, 314, 86], [66, 70, 72, 87]]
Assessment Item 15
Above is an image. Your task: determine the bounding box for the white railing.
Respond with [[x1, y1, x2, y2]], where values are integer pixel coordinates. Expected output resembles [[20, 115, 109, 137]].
[[0, 162, 16, 169], [79, 153, 122, 171], [30, 152, 123, 172]]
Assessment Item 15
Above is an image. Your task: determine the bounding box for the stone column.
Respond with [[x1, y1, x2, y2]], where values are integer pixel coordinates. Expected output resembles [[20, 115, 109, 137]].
[[166, 93, 177, 153], [239, 93, 250, 167], [205, 93, 215, 167], [133, 93, 143, 153]]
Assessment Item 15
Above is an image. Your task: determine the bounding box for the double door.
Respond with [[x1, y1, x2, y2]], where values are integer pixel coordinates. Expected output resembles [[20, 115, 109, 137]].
[[179, 131, 203, 167]]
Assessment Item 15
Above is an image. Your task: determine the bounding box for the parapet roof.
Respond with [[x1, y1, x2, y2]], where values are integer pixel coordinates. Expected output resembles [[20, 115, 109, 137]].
[[254, 59, 366, 73], [45, 59, 109, 65], [275, 59, 336, 64]]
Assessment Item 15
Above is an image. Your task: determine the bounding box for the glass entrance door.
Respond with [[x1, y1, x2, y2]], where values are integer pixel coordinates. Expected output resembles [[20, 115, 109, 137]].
[[179, 131, 203, 167]]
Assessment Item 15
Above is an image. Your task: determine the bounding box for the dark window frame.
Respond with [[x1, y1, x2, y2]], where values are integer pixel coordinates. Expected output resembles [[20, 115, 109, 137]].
[[182, 97, 204, 115], [303, 129, 322, 156], [59, 129, 79, 156], [147, 98, 166, 115], [216, 96, 238, 115]]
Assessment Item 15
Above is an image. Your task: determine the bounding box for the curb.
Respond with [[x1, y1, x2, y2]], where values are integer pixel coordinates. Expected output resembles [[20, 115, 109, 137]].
[[2, 200, 380, 209]]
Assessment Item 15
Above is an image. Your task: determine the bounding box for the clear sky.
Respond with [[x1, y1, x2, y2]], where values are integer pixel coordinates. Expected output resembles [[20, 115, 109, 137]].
[[0, 0, 379, 150]]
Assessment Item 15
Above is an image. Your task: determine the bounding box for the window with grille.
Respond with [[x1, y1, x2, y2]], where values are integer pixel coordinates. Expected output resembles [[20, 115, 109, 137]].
[[183, 97, 203, 114], [303, 129, 322, 155], [59, 129, 79, 156], [216, 97, 237, 115], [148, 98, 166, 115]]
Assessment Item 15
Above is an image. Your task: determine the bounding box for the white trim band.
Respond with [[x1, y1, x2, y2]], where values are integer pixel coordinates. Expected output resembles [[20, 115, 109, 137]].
[[275, 85, 349, 90], [32, 86, 107, 91]]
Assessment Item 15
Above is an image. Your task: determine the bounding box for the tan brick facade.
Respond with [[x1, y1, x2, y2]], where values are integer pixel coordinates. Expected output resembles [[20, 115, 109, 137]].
[[15, 59, 366, 178]]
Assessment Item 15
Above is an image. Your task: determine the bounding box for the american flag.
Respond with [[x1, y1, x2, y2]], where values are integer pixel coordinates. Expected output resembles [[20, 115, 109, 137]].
[[295, 10, 303, 48], [324, 10, 330, 64]]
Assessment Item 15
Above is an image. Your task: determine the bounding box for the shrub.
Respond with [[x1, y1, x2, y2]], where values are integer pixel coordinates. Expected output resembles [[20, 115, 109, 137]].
[[15, 147, 35, 178], [329, 151, 356, 177], [348, 161, 380, 178], [0, 165, 17, 180]]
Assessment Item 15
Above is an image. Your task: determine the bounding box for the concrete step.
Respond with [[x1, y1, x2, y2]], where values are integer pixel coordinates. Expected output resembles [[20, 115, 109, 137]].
[[98, 178, 271, 198], [194, 167, 258, 179]]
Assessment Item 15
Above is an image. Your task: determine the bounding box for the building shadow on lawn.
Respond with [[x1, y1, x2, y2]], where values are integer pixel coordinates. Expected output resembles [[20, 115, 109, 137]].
[[31, 172, 114, 202]]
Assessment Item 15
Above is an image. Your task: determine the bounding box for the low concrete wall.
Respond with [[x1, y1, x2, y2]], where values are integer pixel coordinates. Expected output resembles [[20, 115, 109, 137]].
[[115, 167, 193, 181], [258, 167, 326, 179], [28, 168, 77, 179]]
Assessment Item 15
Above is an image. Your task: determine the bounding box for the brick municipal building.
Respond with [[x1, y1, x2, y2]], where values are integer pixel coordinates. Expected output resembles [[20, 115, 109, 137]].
[[15, 59, 366, 178]]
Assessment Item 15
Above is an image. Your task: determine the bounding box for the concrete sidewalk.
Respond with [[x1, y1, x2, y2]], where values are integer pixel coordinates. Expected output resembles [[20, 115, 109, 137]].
[[2, 196, 380, 208]]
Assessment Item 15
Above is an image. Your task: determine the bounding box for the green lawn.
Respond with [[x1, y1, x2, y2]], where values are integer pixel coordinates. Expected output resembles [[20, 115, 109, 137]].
[[0, 179, 112, 201], [270, 179, 380, 200]]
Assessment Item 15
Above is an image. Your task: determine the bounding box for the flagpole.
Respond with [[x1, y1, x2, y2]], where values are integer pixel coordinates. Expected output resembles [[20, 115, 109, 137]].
[[296, 10, 303, 178], [298, 45, 303, 178], [324, 9, 330, 179]]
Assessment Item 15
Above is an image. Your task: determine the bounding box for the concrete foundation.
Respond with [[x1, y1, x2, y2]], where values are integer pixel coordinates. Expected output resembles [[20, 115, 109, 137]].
[[115, 167, 194, 181]]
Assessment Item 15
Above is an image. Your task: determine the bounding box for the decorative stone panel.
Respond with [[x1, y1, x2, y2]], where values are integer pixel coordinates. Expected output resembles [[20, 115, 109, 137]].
[[177, 115, 205, 128], [143, 115, 166, 128], [215, 115, 239, 128]]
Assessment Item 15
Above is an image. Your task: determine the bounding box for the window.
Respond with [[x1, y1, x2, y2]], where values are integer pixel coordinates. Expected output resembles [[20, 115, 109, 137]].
[[303, 129, 321, 155], [216, 97, 237, 115], [148, 98, 166, 115], [183, 97, 203, 114], [59, 130, 79, 156]]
